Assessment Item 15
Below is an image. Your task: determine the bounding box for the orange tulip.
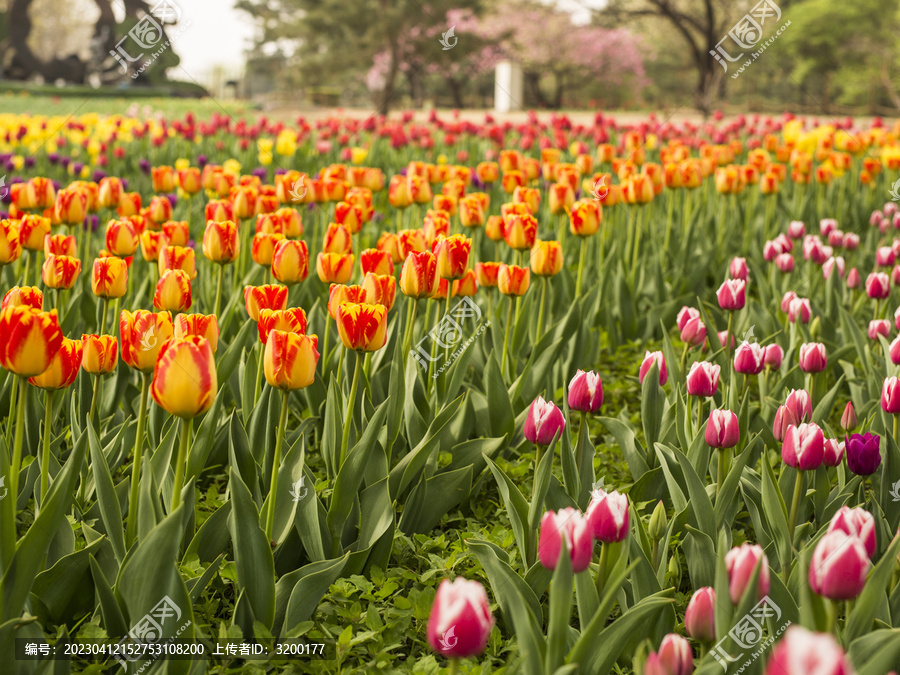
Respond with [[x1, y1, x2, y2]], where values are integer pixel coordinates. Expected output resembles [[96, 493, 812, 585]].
[[624, 174, 655, 203], [177, 167, 202, 194], [323, 223, 352, 254], [389, 175, 412, 209], [173, 313, 220, 353], [475, 261, 500, 287], [485, 215, 504, 242], [433, 194, 457, 217], [251, 233, 285, 267], [158, 245, 197, 279], [258, 308, 308, 344], [321, 177, 347, 202], [530, 240, 563, 277], [205, 199, 234, 223], [498, 264, 530, 296], [334, 201, 364, 234], [147, 195, 173, 224], [27, 177, 54, 210], [513, 186, 541, 214], [360, 248, 394, 276], [458, 195, 486, 228], [91, 256, 128, 299], [423, 210, 451, 247], [453, 270, 478, 297], [161, 220, 190, 247], [28, 336, 82, 389], [140, 230, 163, 262], [336, 302, 388, 352], [98, 177, 123, 209], [42, 254, 82, 290], [398, 229, 427, 257], [501, 171, 525, 194], [408, 174, 433, 205], [362, 273, 397, 310], [328, 284, 367, 319], [152, 166, 177, 193], [476, 161, 499, 184], [276, 207, 303, 237], [549, 183, 575, 216], [442, 179, 466, 202], [18, 214, 52, 251], [400, 250, 439, 299], [376, 232, 403, 263], [271, 239, 309, 285], [346, 187, 374, 223], [0, 219, 22, 264], [54, 188, 89, 226], [151, 336, 217, 419], [117, 192, 142, 218], [434, 234, 471, 280], [203, 220, 240, 264], [230, 186, 258, 219], [11, 182, 37, 211], [264, 331, 319, 390], [680, 161, 703, 189], [569, 199, 602, 237], [256, 212, 286, 236], [276, 171, 313, 205], [244, 284, 288, 321], [502, 213, 538, 250], [81, 333, 118, 374], [153, 269, 192, 312], [3, 286, 43, 311], [316, 252, 354, 284], [0, 305, 63, 377], [106, 218, 139, 257], [43, 233, 76, 258]]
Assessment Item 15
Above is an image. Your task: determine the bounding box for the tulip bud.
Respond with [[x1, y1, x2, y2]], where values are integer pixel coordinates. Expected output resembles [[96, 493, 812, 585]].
[[272, 239, 309, 285], [639, 351, 667, 385], [153, 269, 192, 312], [648, 501, 667, 541], [587, 489, 629, 543], [81, 333, 118, 375], [498, 264, 530, 296], [798, 342, 827, 373], [400, 251, 439, 299], [434, 234, 471, 281], [784, 389, 812, 423], [734, 341, 764, 375], [336, 302, 387, 352], [809, 531, 870, 600], [676, 306, 700, 331], [764, 626, 853, 675], [567, 369, 603, 413], [844, 432, 882, 476], [787, 297, 811, 324], [763, 344, 783, 370], [42, 255, 82, 290], [685, 587, 716, 643], [537, 507, 593, 572], [866, 272, 891, 299], [846, 267, 860, 289], [705, 409, 740, 448], [151, 336, 217, 418], [91, 256, 128, 299], [717, 278, 746, 310], [203, 220, 240, 264], [265, 331, 319, 390], [523, 396, 566, 445], [823, 439, 845, 468], [782, 422, 825, 470], [729, 257, 749, 280], [686, 361, 720, 397], [530, 240, 563, 277], [725, 543, 770, 604], [828, 506, 876, 559], [840, 401, 857, 430], [656, 634, 693, 675], [680, 316, 706, 347], [426, 578, 494, 659], [667, 554, 681, 589]]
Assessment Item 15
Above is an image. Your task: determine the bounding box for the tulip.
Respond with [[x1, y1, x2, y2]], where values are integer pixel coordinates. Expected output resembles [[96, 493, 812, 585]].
[[733, 341, 764, 374], [773, 405, 798, 443], [781, 290, 798, 312], [140, 230, 163, 262], [866, 271, 890, 299], [362, 273, 397, 310], [174, 313, 220, 353], [54, 188, 89, 226], [434, 234, 471, 281], [177, 167, 201, 194], [799, 342, 827, 373], [787, 297, 811, 324], [205, 199, 233, 223], [828, 506, 876, 559], [244, 284, 288, 321], [3, 286, 43, 312], [782, 422, 825, 470], [677, 306, 700, 330], [334, 201, 363, 234], [18, 214, 51, 251], [655, 634, 693, 675], [538, 508, 593, 572], [845, 432, 882, 476], [376, 232, 402, 263], [730, 257, 749, 280], [764, 626, 853, 675], [706, 409, 739, 448], [530, 240, 563, 277], [336, 302, 387, 353], [27, 335, 81, 391], [474, 262, 500, 288], [251, 233, 284, 268], [43, 233, 76, 258], [502, 212, 538, 250], [264, 330, 319, 391], [497, 264, 529, 296], [587, 489, 630, 543], [717, 278, 746, 310], [809, 531, 870, 600], [271, 239, 309, 285], [869, 319, 891, 341], [42, 254, 82, 291], [153, 269, 192, 312], [120, 309, 174, 373], [105, 218, 139, 257], [360, 249, 394, 276], [523, 396, 566, 446], [0, 219, 22, 265], [147, 195, 173, 224], [203, 220, 240, 264], [452, 271, 477, 298], [784, 389, 813, 423], [568, 370, 603, 413], [840, 401, 857, 430], [158, 245, 197, 280], [846, 268, 860, 289], [775, 252, 795, 273], [823, 438, 845, 467], [82, 334, 117, 375], [680, 316, 706, 347], [569, 199, 601, 237], [639, 350, 668, 385], [763, 344, 783, 370], [686, 362, 720, 397], [398, 228, 427, 257], [258, 308, 308, 345], [151, 165, 176, 193], [117, 192, 142, 218], [422, 210, 451, 247], [685, 587, 716, 642], [724, 543, 770, 604], [484, 215, 504, 242], [314, 252, 353, 284], [152, 336, 218, 510], [426, 578, 494, 660]]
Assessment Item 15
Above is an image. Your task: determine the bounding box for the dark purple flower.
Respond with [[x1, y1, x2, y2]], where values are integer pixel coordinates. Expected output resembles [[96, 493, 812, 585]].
[[399, 167, 408, 176], [93, 170, 107, 182], [165, 192, 177, 208], [4, 160, 14, 172], [0, 211, 8, 219], [251, 167, 267, 180], [52, 180, 61, 191], [121, 178, 129, 191], [60, 157, 71, 169], [845, 432, 882, 476], [24, 157, 35, 169], [274, 168, 287, 176], [139, 159, 151, 174], [48, 153, 60, 164], [72, 162, 84, 174], [197, 154, 208, 168]]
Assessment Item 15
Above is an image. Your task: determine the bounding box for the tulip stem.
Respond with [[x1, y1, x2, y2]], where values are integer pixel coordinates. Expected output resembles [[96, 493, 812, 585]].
[[402, 297, 419, 359], [5, 375, 18, 446], [9, 376, 26, 501], [501, 296, 514, 379], [89, 374, 102, 426], [715, 448, 727, 501], [595, 542, 609, 597], [785, 468, 804, 575], [38, 390, 54, 514], [264, 389, 290, 543], [213, 264, 225, 317], [447, 658, 459, 675], [338, 351, 362, 469], [126, 372, 151, 548], [575, 236, 588, 296], [254, 342, 264, 407], [170, 416, 192, 513], [98, 297, 109, 336], [536, 276, 548, 343], [893, 415, 899, 448]]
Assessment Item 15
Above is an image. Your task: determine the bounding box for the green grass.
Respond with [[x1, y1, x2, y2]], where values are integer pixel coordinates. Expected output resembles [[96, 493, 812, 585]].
[[0, 91, 255, 118]]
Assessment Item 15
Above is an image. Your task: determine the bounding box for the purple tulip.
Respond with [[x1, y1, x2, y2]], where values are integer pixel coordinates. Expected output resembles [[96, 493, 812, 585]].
[[844, 432, 881, 476]]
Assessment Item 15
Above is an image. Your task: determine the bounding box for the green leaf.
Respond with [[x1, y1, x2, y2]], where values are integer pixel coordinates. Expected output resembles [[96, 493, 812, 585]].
[[485, 351, 515, 439], [87, 422, 126, 564], [848, 628, 900, 675], [484, 456, 531, 567], [641, 362, 664, 456], [545, 541, 574, 674], [279, 555, 350, 637], [845, 531, 900, 643]]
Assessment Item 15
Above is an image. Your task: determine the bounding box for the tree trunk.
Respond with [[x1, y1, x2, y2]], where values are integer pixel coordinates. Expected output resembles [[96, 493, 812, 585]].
[[525, 71, 549, 108], [446, 77, 464, 108], [379, 35, 400, 115]]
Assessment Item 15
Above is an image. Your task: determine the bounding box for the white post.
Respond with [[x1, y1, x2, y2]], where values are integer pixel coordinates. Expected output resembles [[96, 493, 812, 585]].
[[494, 61, 523, 113]]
